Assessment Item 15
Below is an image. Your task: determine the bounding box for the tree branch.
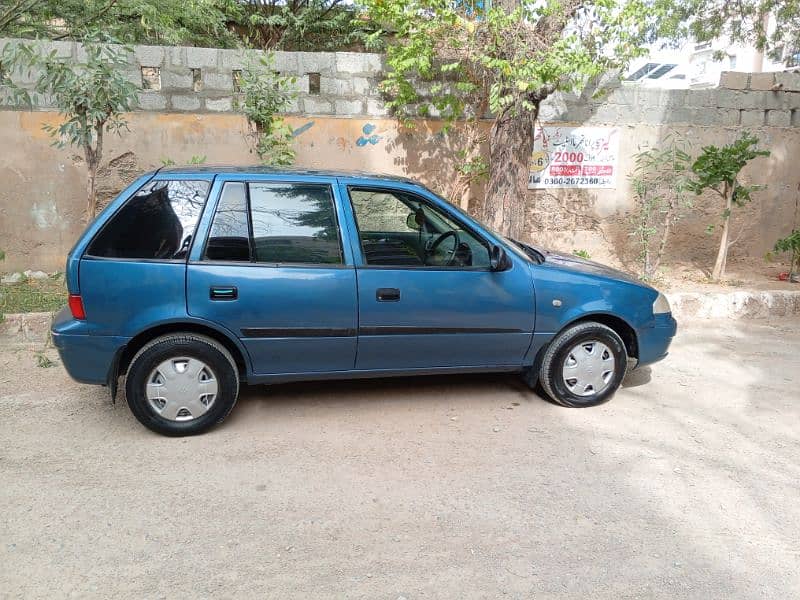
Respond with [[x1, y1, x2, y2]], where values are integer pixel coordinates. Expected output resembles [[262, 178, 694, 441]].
[[0, 0, 43, 33], [52, 0, 118, 40]]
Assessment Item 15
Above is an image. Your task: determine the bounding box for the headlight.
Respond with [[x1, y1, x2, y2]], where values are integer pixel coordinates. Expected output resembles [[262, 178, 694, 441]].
[[653, 292, 671, 314]]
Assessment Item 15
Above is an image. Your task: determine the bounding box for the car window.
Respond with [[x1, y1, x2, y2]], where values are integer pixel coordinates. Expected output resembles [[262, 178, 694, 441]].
[[87, 180, 210, 260], [348, 187, 490, 268], [204, 182, 343, 265], [350, 190, 416, 233], [205, 182, 251, 262], [249, 183, 342, 265]]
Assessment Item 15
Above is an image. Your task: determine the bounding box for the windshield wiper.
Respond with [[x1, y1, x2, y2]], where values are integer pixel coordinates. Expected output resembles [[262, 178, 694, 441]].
[[509, 238, 545, 264]]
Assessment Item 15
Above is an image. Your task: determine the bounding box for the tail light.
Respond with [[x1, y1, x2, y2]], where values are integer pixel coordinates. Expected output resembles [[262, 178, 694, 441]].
[[68, 294, 86, 320]]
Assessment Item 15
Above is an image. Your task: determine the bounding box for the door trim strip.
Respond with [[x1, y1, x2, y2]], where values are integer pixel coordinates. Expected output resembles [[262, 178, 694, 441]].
[[359, 326, 524, 335], [240, 326, 526, 338], [241, 327, 356, 338]]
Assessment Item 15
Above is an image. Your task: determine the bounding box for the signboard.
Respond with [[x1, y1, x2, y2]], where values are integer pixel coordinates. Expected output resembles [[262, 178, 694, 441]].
[[528, 126, 620, 189]]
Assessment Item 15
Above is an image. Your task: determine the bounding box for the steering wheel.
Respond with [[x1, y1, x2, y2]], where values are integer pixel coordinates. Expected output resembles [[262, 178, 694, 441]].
[[424, 231, 460, 266]]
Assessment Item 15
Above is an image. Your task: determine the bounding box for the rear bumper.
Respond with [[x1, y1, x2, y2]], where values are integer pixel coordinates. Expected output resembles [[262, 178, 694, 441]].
[[636, 313, 677, 367], [51, 307, 129, 385]]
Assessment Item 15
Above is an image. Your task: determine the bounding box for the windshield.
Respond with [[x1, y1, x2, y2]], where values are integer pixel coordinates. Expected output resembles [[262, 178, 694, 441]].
[[424, 187, 541, 264]]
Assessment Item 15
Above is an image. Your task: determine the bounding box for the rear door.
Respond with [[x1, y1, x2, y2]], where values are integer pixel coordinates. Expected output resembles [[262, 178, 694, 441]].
[[187, 175, 358, 375], [79, 176, 213, 336]]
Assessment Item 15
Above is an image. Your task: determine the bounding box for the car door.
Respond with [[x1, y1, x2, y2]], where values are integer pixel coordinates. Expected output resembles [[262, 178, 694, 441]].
[[187, 175, 358, 375], [340, 181, 536, 371]]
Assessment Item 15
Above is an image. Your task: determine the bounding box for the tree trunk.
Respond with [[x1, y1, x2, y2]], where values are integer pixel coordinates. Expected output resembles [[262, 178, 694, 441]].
[[711, 185, 732, 281], [86, 160, 98, 220], [447, 120, 485, 208], [651, 202, 674, 278], [482, 106, 538, 239], [84, 125, 104, 220]]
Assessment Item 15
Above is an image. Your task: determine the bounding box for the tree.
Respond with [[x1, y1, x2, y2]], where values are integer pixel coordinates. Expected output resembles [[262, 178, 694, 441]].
[[235, 54, 297, 166], [687, 132, 770, 281], [362, 0, 654, 238], [0, 0, 241, 48], [0, 0, 46, 36], [770, 230, 800, 282], [652, 0, 800, 63], [628, 134, 693, 280], [235, 0, 375, 51], [1, 37, 139, 219]]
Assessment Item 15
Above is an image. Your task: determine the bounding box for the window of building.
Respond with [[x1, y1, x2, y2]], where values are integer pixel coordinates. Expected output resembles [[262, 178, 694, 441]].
[[647, 64, 677, 79], [625, 62, 659, 81]]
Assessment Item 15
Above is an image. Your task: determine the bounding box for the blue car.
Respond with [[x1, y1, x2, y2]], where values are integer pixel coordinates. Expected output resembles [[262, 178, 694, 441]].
[[52, 167, 676, 436]]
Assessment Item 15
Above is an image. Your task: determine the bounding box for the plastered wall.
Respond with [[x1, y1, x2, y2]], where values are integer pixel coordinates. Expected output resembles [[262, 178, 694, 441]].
[[1, 38, 798, 272]]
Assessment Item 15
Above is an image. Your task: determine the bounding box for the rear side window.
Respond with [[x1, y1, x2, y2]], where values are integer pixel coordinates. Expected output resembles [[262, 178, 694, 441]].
[[204, 182, 342, 265], [87, 180, 210, 260]]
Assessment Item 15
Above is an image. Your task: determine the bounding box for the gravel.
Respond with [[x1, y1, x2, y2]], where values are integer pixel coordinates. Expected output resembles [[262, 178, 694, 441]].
[[1, 318, 799, 598]]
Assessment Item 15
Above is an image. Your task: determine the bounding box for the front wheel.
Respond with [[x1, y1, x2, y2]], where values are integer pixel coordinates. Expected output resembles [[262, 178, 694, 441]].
[[537, 322, 628, 408], [125, 333, 240, 436]]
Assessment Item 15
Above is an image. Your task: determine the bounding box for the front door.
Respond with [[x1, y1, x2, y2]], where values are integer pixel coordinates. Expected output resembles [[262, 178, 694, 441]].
[[343, 185, 535, 371], [188, 178, 357, 375]]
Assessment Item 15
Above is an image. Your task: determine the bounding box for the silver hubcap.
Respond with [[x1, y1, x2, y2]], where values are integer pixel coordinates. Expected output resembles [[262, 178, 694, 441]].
[[146, 357, 218, 422], [562, 340, 616, 397]]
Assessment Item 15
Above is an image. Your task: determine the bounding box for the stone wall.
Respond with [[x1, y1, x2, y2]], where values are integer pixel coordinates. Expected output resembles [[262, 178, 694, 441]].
[[1, 38, 799, 273]]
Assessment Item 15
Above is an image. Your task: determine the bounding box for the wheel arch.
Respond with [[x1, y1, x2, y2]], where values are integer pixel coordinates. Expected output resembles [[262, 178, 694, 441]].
[[530, 312, 639, 371], [565, 312, 639, 359], [116, 321, 250, 383]]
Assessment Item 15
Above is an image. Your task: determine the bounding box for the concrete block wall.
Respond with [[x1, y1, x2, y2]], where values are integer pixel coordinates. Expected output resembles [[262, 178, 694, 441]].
[[0, 38, 385, 117], [3, 39, 800, 128], [542, 72, 800, 127]]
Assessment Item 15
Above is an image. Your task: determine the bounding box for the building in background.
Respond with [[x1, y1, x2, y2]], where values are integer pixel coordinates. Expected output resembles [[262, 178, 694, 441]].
[[626, 18, 795, 89]]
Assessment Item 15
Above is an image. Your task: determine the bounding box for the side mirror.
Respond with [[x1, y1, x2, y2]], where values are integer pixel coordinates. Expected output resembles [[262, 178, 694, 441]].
[[489, 245, 510, 271]]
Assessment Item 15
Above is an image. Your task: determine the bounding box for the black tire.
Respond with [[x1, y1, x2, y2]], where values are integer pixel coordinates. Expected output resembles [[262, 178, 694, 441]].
[[125, 333, 240, 436], [538, 321, 628, 408]]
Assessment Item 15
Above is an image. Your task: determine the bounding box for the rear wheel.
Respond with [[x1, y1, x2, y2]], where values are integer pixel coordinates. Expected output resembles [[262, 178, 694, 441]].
[[537, 322, 628, 408], [125, 333, 239, 436]]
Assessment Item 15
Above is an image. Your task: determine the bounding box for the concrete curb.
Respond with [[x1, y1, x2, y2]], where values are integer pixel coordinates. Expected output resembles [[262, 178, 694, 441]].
[[1, 290, 798, 347], [666, 290, 800, 320]]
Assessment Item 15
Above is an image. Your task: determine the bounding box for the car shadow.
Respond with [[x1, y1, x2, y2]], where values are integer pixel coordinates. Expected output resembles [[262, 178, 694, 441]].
[[225, 372, 544, 427], [621, 365, 652, 388]]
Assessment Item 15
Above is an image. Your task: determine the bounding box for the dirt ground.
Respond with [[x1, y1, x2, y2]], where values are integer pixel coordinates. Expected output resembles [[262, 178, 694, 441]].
[[655, 258, 800, 293], [1, 318, 799, 599]]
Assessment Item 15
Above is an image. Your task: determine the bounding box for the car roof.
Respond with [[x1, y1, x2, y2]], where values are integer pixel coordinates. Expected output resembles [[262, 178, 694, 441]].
[[156, 165, 420, 185]]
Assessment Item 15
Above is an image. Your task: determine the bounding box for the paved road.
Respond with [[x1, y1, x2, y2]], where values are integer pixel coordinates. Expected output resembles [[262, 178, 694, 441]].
[[1, 319, 799, 599]]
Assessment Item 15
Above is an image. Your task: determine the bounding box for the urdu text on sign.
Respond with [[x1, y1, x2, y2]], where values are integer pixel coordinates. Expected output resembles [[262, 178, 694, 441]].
[[528, 126, 620, 190]]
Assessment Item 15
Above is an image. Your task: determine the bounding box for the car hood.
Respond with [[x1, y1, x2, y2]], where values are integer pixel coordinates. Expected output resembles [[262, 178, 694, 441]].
[[514, 241, 646, 286], [544, 251, 642, 283]]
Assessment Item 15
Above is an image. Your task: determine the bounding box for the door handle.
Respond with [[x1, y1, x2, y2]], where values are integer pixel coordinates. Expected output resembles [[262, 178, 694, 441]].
[[210, 286, 238, 301], [376, 287, 400, 302]]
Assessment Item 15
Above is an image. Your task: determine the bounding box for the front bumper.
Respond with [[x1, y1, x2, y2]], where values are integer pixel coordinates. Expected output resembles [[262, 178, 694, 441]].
[[636, 313, 677, 367], [51, 307, 129, 385]]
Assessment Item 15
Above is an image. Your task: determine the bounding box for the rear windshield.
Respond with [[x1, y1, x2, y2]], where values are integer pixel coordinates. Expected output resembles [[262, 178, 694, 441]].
[[87, 180, 210, 260]]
